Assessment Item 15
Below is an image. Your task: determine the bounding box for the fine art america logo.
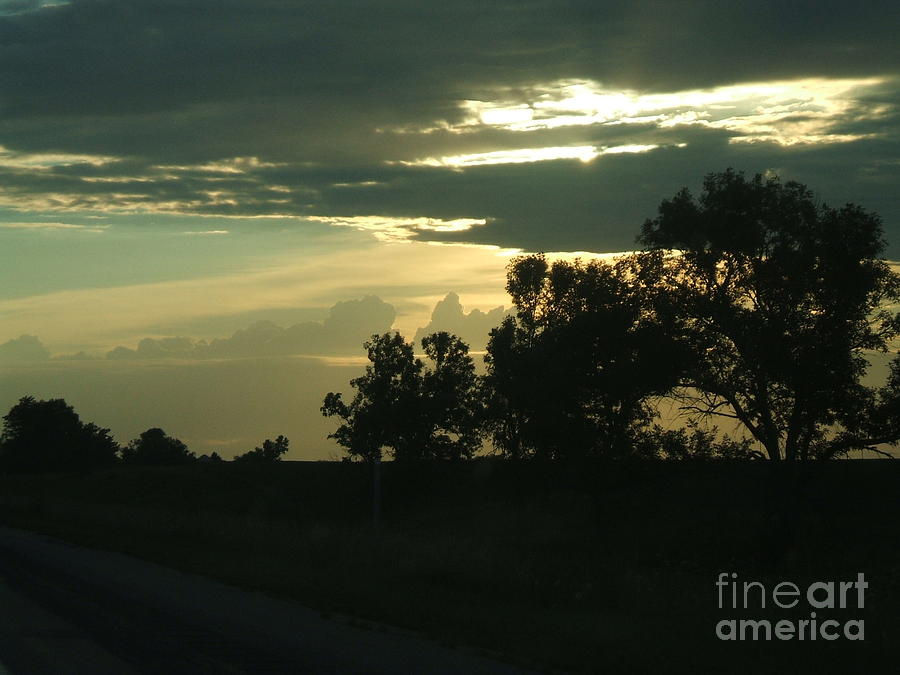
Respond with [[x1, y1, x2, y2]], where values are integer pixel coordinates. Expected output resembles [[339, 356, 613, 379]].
[[715, 572, 867, 641]]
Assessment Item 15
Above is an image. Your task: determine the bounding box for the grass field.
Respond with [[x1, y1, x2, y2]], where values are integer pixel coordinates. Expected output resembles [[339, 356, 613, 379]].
[[0, 459, 897, 673]]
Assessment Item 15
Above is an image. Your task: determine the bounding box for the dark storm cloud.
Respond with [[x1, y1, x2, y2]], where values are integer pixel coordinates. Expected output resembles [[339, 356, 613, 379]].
[[1, 0, 898, 251], [1, 1, 894, 121]]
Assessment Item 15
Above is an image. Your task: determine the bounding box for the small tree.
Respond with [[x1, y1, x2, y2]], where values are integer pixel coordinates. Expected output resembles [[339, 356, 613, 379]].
[[121, 428, 196, 465], [322, 331, 480, 461], [322, 332, 420, 462], [233, 435, 290, 463], [0, 396, 119, 473]]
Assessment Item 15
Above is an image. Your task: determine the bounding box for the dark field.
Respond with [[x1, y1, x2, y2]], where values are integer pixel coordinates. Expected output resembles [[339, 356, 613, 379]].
[[0, 460, 897, 674]]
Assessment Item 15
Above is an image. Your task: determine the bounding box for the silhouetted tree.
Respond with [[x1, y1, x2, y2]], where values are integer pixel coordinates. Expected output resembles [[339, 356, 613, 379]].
[[322, 331, 480, 461], [418, 332, 481, 460], [121, 428, 196, 465], [322, 332, 419, 462], [0, 396, 119, 473], [638, 169, 900, 460], [233, 435, 290, 463], [633, 421, 759, 460], [482, 254, 684, 458]]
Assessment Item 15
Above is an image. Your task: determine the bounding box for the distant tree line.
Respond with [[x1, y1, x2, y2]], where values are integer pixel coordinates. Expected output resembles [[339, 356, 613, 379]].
[[0, 396, 288, 473], [324, 170, 900, 462]]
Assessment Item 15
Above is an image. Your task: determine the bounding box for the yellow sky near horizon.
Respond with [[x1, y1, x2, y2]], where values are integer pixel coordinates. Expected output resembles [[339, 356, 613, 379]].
[[0, 235, 515, 355]]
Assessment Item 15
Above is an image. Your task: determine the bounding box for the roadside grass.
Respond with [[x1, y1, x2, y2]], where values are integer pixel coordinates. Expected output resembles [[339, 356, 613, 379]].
[[0, 460, 897, 673]]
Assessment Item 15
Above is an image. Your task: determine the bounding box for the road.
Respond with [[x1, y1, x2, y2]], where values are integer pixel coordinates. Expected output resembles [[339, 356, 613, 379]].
[[0, 526, 534, 674]]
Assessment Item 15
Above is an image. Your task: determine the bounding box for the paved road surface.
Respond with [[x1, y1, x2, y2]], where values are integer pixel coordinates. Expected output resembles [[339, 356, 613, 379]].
[[0, 526, 535, 674]]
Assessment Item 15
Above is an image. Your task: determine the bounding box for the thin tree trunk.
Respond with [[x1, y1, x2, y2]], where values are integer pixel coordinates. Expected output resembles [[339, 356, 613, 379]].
[[372, 452, 382, 532]]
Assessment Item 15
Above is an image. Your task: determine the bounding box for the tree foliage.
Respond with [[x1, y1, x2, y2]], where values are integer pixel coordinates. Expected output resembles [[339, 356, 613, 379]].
[[419, 331, 482, 460], [633, 422, 758, 460], [121, 428, 196, 466], [638, 168, 900, 460], [0, 396, 119, 473], [233, 435, 290, 463], [322, 331, 480, 461], [482, 254, 685, 458]]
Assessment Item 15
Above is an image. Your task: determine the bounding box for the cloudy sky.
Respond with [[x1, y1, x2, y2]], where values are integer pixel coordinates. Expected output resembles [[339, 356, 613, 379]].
[[1, 0, 898, 457]]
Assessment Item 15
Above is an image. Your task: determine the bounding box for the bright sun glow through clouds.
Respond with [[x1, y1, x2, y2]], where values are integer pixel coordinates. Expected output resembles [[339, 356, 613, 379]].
[[395, 144, 666, 168], [306, 216, 488, 242], [460, 76, 887, 143], [390, 76, 889, 167]]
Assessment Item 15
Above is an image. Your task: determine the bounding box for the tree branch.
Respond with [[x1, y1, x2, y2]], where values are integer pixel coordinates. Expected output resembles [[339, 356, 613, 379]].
[[677, 404, 741, 420], [823, 434, 899, 459]]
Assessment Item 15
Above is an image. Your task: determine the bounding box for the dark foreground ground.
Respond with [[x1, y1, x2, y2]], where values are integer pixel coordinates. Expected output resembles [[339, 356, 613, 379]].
[[0, 525, 529, 674], [0, 459, 897, 674]]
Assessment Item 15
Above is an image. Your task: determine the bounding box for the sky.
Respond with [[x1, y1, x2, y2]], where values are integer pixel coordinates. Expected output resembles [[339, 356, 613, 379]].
[[1, 0, 899, 458]]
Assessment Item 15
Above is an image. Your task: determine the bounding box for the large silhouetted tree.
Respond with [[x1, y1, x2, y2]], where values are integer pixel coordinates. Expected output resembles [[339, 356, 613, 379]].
[[121, 428, 196, 465], [482, 254, 685, 458], [322, 331, 480, 461], [0, 396, 119, 473], [638, 169, 900, 460]]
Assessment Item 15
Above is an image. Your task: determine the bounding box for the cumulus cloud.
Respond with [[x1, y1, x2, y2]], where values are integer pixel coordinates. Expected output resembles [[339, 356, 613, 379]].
[[105, 295, 396, 359], [100, 292, 512, 360], [0, 334, 50, 363], [413, 292, 509, 351]]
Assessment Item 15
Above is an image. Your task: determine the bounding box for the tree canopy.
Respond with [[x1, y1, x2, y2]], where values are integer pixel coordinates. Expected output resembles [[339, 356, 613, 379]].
[[121, 428, 196, 466], [233, 435, 290, 463], [324, 170, 900, 462], [0, 396, 119, 473], [481, 254, 685, 458], [322, 331, 480, 461], [638, 168, 900, 460]]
